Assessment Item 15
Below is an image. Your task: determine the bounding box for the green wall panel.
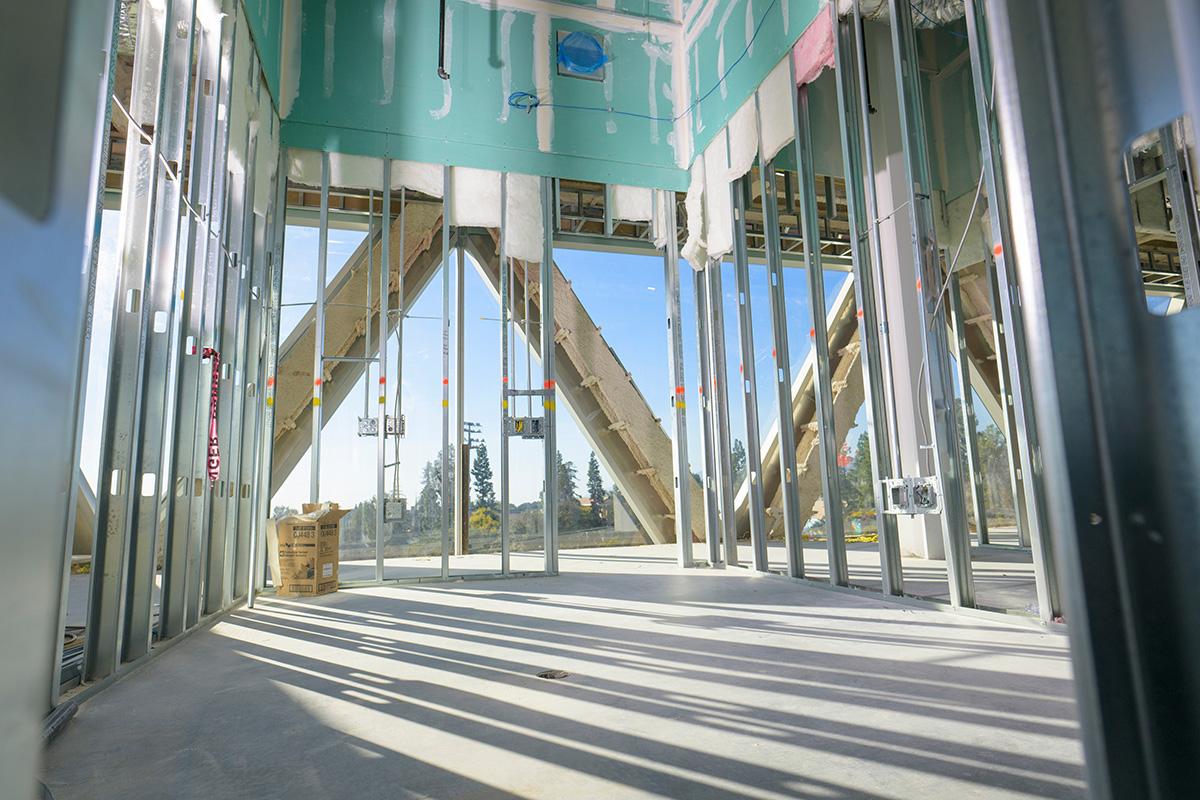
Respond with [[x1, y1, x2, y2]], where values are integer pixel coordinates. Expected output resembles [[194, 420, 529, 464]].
[[683, 0, 821, 162], [282, 0, 686, 188], [240, 0, 282, 105]]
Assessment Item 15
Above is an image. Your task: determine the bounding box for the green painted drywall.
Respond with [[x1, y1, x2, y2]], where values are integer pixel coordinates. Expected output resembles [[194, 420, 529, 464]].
[[279, 0, 687, 190], [683, 0, 822, 162], [555, 0, 676, 23], [240, 0, 282, 104]]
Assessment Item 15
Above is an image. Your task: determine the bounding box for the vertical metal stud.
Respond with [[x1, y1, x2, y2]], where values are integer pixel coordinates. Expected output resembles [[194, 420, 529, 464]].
[[695, 260, 721, 565], [795, 74, 848, 586], [500, 175, 511, 575], [837, 6, 903, 595], [311, 151, 329, 503], [758, 155, 805, 578], [949, 272, 990, 547], [376, 160, 391, 584], [87, 0, 174, 680], [965, 0, 1057, 617], [888, 0, 974, 608], [454, 236, 467, 557], [706, 260, 739, 567], [1160, 122, 1200, 307], [541, 176, 559, 575], [441, 166, 452, 579], [162, 5, 222, 636], [731, 178, 769, 571], [662, 189, 693, 568]]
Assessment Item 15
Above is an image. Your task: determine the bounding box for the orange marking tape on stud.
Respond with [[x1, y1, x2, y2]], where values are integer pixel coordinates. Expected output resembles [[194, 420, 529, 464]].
[[379, 377, 386, 384], [809, 328, 815, 338], [857, 309, 864, 319], [266, 377, 275, 387], [916, 279, 922, 291], [443, 378, 449, 385], [994, 243, 1003, 257], [314, 378, 322, 386]]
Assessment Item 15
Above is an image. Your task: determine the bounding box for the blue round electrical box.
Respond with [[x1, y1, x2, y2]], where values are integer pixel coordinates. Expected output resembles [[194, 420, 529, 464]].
[[558, 31, 608, 75]]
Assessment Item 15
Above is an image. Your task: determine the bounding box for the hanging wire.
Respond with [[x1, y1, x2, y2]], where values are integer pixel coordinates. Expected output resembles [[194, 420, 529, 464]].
[[508, 0, 780, 124]]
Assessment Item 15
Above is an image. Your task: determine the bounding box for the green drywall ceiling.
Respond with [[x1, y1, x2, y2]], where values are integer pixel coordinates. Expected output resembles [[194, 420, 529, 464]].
[[241, 0, 283, 104], [554, 0, 676, 23], [280, 0, 687, 190], [683, 0, 822, 162]]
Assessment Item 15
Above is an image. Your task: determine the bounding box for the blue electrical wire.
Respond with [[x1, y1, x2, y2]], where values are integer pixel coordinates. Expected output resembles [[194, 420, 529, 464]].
[[913, 7, 967, 39], [508, 0, 779, 124]]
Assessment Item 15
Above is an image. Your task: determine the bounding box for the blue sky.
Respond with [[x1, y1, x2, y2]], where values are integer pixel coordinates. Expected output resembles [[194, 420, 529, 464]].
[[79, 210, 1002, 514]]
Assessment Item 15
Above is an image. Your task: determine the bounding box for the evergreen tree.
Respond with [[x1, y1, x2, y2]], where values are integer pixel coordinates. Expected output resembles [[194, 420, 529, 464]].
[[586, 452, 606, 526], [415, 449, 454, 536], [471, 441, 496, 510], [556, 451, 584, 531], [731, 438, 747, 487]]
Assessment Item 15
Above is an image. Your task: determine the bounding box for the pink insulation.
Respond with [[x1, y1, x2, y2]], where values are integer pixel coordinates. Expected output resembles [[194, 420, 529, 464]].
[[791, 6, 835, 88]]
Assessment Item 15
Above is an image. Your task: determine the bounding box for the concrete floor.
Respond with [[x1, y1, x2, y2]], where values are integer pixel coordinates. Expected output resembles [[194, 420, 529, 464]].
[[45, 545, 1084, 800]]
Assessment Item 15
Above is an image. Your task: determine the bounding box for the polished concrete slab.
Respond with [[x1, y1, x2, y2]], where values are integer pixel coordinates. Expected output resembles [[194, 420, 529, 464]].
[[45, 546, 1085, 799]]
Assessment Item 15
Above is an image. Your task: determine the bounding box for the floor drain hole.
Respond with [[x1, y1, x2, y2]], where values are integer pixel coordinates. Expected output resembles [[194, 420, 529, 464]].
[[537, 669, 571, 680]]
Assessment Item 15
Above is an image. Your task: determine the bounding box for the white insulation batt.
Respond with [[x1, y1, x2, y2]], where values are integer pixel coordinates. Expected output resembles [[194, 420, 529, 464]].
[[450, 167, 502, 227], [287, 150, 446, 198], [835, 0, 965, 24], [652, 189, 670, 249], [681, 159, 708, 268], [392, 160, 444, 198], [758, 58, 796, 164], [504, 173, 545, 263], [704, 130, 733, 260], [612, 185, 654, 221], [726, 97, 759, 183]]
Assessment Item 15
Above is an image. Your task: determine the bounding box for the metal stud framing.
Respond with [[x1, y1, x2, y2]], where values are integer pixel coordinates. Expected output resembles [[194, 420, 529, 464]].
[[661, 190, 693, 568], [758, 156, 805, 578], [87, 0, 176, 680], [694, 260, 721, 565], [965, 0, 1058, 618], [834, 7, 903, 595], [794, 73, 847, 586], [888, 0, 974, 608], [541, 176, 559, 575], [705, 260, 739, 567], [731, 178, 769, 571]]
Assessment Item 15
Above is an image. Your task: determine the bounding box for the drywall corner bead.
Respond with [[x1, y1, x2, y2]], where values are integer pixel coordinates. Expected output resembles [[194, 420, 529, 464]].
[[758, 57, 796, 164], [392, 160, 444, 198], [681, 159, 708, 269], [612, 186, 655, 222], [704, 131, 733, 260], [725, 95, 758, 183], [450, 167, 502, 227], [504, 173, 544, 263]]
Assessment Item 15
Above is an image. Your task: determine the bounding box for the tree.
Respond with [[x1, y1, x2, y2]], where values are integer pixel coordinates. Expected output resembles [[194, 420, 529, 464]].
[[586, 452, 607, 526], [731, 439, 747, 487], [415, 449, 455, 536], [843, 432, 875, 513], [471, 441, 496, 510], [556, 451, 584, 531], [272, 505, 298, 520]]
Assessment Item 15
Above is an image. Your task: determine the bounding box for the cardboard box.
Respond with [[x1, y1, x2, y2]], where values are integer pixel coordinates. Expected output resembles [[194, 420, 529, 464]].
[[267, 503, 349, 597]]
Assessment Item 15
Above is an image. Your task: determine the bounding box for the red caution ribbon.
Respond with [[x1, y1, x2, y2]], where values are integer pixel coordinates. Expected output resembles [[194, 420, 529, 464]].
[[202, 348, 221, 485]]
